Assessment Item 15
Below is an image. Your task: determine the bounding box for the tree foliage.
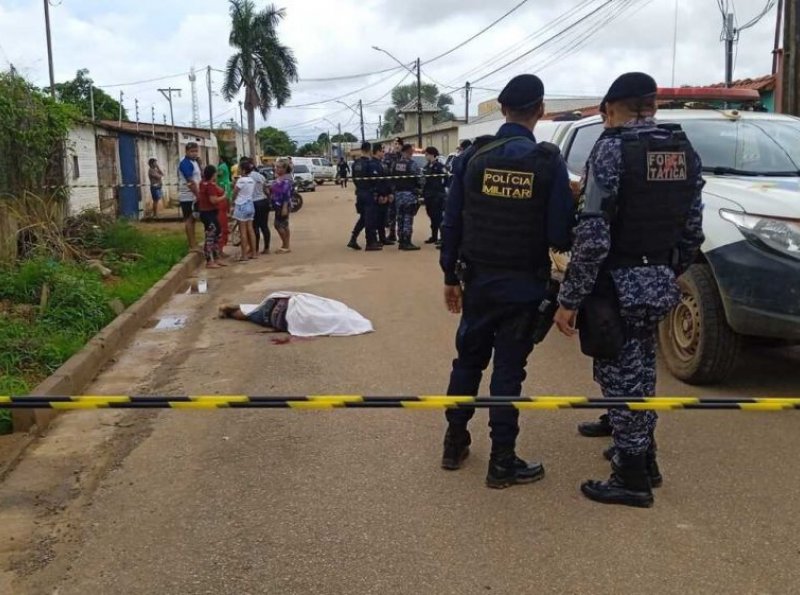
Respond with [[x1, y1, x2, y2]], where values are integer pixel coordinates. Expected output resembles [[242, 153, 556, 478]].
[[256, 126, 297, 156], [297, 142, 320, 156], [222, 0, 299, 157], [0, 70, 76, 197], [52, 69, 127, 122], [331, 132, 357, 143], [381, 83, 454, 137]]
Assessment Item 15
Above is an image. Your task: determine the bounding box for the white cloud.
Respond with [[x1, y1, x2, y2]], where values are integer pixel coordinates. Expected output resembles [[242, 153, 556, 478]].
[[0, 0, 781, 143]]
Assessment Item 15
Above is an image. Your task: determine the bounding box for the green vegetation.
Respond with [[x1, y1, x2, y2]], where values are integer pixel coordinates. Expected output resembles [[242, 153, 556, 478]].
[[0, 69, 77, 196], [0, 221, 185, 432], [51, 68, 128, 122]]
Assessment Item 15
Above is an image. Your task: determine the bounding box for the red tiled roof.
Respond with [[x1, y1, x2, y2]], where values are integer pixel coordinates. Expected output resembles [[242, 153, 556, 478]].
[[707, 74, 775, 91]]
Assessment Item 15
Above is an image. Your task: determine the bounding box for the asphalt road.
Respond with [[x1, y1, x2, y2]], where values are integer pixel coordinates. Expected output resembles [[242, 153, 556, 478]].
[[5, 183, 800, 594]]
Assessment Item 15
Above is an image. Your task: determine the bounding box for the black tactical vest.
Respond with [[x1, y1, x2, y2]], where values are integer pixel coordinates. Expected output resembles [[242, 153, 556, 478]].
[[608, 125, 698, 267], [392, 158, 417, 192], [462, 137, 558, 274], [351, 157, 372, 192]]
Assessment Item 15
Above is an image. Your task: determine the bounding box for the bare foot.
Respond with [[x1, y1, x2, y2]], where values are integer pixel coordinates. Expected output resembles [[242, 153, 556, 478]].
[[277, 248, 291, 254], [206, 262, 222, 269]]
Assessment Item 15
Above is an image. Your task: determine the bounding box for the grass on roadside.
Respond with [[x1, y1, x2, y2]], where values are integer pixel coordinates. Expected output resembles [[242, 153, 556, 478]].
[[0, 220, 186, 432]]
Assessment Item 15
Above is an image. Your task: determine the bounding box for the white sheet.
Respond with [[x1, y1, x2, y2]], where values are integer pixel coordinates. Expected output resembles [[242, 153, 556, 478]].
[[239, 292, 374, 337]]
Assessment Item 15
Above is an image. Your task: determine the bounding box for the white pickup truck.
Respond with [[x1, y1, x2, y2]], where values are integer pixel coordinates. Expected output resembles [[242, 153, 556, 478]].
[[543, 102, 800, 385]]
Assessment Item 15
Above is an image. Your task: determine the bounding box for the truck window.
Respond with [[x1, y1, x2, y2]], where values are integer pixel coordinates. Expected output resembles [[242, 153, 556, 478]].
[[565, 123, 604, 174], [312, 159, 321, 166]]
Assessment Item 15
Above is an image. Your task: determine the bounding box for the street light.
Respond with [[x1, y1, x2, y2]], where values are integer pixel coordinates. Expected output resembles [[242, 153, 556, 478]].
[[323, 117, 343, 160], [372, 46, 422, 149]]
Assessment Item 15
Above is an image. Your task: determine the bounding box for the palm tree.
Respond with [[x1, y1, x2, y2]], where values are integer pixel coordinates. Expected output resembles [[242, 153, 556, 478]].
[[222, 0, 298, 158]]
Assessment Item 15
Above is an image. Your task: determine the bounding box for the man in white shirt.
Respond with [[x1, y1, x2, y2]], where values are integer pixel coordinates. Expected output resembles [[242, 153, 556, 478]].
[[178, 142, 202, 251]]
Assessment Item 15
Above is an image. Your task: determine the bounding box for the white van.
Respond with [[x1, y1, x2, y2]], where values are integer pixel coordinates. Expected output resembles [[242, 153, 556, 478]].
[[291, 157, 336, 184]]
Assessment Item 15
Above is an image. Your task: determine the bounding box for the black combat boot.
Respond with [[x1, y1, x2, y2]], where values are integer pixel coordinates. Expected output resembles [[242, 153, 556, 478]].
[[424, 236, 437, 244], [382, 237, 395, 246], [365, 242, 383, 252], [387, 231, 397, 243], [577, 413, 612, 437], [347, 236, 361, 250], [603, 442, 662, 488], [581, 451, 654, 508], [399, 241, 421, 251], [441, 426, 471, 470], [486, 448, 545, 489]]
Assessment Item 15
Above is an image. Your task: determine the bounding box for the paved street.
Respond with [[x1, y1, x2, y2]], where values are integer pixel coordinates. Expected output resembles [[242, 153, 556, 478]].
[[2, 183, 800, 594]]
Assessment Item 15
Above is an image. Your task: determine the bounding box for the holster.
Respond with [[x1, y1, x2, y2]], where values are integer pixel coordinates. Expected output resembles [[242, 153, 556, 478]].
[[531, 279, 560, 344], [577, 273, 625, 360]]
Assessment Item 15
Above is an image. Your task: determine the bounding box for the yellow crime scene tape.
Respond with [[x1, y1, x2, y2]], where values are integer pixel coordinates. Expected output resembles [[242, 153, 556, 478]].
[[2, 396, 800, 411]]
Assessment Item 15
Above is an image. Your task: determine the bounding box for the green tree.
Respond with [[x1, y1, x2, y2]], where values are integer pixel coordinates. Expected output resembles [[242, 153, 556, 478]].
[[256, 126, 297, 155], [52, 69, 127, 122], [0, 70, 76, 196], [222, 0, 299, 158], [331, 132, 357, 143], [381, 83, 454, 136], [297, 142, 320, 156]]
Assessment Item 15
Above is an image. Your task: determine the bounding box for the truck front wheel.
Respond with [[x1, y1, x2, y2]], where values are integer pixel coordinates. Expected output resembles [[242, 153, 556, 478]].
[[658, 264, 741, 385]]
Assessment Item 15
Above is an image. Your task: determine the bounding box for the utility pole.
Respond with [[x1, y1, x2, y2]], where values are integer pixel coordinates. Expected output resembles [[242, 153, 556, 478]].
[[135, 98, 140, 133], [151, 106, 156, 137], [723, 11, 736, 87], [89, 84, 96, 121], [338, 122, 342, 160], [783, 0, 799, 115], [465, 81, 471, 124], [43, 0, 55, 99], [774, 0, 785, 74], [118, 91, 124, 125], [158, 87, 182, 156], [207, 66, 214, 131], [358, 99, 365, 143], [416, 57, 423, 149], [378, 114, 382, 137]]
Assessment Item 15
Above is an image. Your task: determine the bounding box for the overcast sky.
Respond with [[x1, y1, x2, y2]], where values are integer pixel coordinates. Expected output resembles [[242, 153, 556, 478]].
[[0, 0, 780, 144]]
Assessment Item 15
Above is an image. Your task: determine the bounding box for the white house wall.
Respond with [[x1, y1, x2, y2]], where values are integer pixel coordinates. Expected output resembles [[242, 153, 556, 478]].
[[65, 124, 100, 214]]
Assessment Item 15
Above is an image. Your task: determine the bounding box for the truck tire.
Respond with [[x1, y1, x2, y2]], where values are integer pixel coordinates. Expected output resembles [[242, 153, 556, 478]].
[[658, 264, 741, 385]]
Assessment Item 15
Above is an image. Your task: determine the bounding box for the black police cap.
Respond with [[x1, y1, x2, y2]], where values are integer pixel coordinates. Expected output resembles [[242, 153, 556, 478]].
[[498, 74, 544, 109], [603, 72, 657, 104]]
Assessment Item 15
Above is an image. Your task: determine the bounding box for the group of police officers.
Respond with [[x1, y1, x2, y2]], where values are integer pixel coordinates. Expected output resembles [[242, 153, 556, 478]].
[[348, 139, 449, 252], [346, 71, 703, 508]]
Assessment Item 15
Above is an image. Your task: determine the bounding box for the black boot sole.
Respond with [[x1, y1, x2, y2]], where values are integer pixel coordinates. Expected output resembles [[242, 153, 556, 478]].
[[580, 482, 654, 508], [441, 447, 470, 471], [486, 467, 545, 490]]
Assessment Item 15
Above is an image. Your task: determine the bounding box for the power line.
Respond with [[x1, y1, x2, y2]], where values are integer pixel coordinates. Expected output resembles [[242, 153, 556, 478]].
[[471, 0, 617, 85], [444, 0, 603, 87], [97, 71, 190, 89], [421, 0, 532, 66]]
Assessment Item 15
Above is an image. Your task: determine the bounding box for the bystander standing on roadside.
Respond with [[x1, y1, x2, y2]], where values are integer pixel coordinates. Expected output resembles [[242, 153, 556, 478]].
[[216, 158, 233, 254], [271, 157, 293, 254], [197, 165, 227, 269], [249, 160, 272, 254], [148, 158, 164, 218], [232, 160, 257, 262], [178, 142, 202, 252]]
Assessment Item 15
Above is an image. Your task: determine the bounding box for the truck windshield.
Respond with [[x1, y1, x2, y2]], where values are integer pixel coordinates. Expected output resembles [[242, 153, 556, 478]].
[[676, 119, 800, 176]]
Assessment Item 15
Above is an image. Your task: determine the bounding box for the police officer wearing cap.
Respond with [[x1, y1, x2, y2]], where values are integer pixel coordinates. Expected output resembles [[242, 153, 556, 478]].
[[554, 72, 705, 508], [439, 74, 575, 488], [348, 141, 383, 251]]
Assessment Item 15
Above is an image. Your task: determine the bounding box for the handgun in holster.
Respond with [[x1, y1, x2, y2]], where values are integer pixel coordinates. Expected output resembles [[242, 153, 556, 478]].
[[531, 278, 561, 344]]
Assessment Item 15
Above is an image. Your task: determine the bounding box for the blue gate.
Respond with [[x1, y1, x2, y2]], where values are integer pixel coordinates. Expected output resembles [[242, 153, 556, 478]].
[[118, 133, 140, 219]]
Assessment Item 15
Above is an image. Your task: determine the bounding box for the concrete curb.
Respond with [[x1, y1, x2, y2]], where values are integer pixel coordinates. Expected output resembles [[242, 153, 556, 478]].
[[9, 251, 203, 436]]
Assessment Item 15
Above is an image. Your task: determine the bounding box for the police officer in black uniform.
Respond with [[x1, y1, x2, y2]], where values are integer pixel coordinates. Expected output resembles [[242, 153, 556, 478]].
[[371, 143, 394, 245], [439, 74, 576, 488], [348, 141, 382, 251], [422, 146, 447, 245]]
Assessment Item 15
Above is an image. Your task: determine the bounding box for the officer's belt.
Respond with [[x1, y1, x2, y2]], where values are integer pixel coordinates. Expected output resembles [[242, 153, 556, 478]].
[[466, 262, 552, 282], [605, 250, 674, 269]]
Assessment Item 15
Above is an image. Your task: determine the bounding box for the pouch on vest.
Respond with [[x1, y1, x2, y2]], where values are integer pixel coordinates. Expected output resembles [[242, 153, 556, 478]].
[[577, 275, 625, 360]]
